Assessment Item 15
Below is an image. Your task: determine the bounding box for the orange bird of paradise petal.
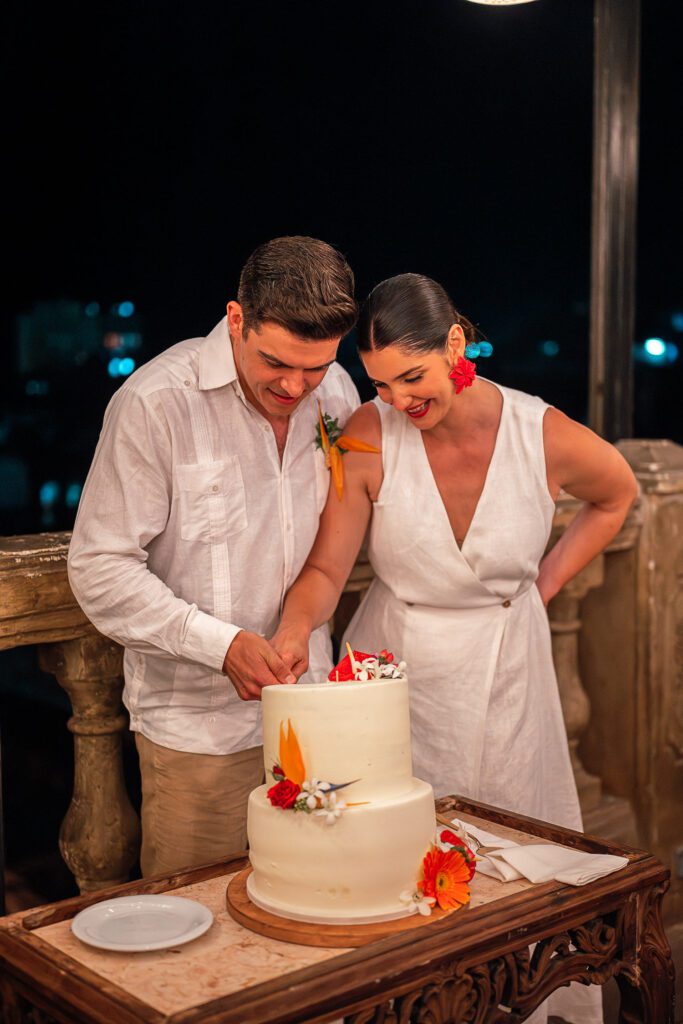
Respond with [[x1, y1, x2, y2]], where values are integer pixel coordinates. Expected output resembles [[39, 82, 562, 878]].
[[329, 445, 344, 500], [317, 401, 380, 499], [418, 847, 471, 911], [336, 435, 381, 455], [279, 719, 306, 785], [317, 401, 331, 458]]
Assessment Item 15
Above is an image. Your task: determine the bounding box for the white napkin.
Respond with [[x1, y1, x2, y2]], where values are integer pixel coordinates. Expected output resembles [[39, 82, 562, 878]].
[[450, 818, 628, 886]]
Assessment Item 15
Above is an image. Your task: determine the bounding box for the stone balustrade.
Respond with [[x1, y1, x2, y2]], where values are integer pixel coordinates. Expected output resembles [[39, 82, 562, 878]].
[[1, 448, 681, 907], [0, 535, 140, 892]]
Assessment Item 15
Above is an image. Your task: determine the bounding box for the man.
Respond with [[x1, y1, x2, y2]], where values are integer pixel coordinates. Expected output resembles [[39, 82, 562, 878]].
[[68, 236, 359, 875]]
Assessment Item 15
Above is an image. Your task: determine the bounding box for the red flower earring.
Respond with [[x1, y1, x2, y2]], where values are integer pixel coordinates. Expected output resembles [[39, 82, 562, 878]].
[[448, 356, 476, 395]]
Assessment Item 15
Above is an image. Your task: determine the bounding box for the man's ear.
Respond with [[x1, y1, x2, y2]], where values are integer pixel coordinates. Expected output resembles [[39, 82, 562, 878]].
[[446, 323, 466, 365], [227, 300, 245, 341]]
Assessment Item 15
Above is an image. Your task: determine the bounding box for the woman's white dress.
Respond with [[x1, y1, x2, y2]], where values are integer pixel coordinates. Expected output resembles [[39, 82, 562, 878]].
[[343, 384, 603, 1024]]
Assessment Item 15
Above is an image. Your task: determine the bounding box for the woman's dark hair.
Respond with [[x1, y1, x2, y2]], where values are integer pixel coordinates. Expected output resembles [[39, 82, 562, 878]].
[[357, 273, 478, 354], [238, 236, 357, 340]]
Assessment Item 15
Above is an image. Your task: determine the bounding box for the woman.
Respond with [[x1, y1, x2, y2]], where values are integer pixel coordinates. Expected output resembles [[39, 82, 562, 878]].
[[273, 273, 637, 1023]]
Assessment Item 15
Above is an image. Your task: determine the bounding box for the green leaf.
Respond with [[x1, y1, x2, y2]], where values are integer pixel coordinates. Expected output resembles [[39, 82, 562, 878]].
[[314, 411, 343, 450]]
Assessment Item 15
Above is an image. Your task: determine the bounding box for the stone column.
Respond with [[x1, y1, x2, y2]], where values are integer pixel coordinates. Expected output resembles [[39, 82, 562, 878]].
[[39, 632, 140, 892], [618, 439, 683, 920]]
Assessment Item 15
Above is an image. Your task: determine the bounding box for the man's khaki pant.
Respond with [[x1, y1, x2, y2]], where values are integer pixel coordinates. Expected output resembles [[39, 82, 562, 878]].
[[135, 733, 264, 877]]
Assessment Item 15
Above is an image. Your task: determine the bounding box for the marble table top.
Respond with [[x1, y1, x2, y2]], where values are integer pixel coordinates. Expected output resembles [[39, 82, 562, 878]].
[[19, 812, 540, 1016]]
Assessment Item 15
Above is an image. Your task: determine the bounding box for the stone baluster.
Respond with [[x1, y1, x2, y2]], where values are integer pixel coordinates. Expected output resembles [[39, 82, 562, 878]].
[[545, 492, 607, 815], [38, 632, 140, 893], [548, 556, 605, 813]]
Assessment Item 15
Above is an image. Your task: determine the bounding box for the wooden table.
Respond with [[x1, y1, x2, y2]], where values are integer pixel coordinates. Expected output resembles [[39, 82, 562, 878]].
[[0, 797, 675, 1023]]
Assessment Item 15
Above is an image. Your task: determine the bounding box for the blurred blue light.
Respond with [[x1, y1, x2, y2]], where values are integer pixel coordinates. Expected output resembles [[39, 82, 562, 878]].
[[117, 301, 135, 318], [65, 482, 82, 509], [644, 337, 666, 357], [85, 301, 100, 317], [634, 339, 679, 366], [119, 357, 135, 376], [108, 357, 121, 377], [540, 340, 560, 357], [477, 341, 494, 357], [465, 342, 480, 359], [39, 481, 60, 506], [671, 312, 683, 332]]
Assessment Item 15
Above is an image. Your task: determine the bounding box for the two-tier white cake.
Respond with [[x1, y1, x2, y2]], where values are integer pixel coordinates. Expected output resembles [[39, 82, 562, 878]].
[[246, 671, 435, 924]]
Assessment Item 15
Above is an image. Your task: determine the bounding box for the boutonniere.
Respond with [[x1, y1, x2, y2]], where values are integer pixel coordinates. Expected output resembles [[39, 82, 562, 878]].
[[315, 402, 380, 499]]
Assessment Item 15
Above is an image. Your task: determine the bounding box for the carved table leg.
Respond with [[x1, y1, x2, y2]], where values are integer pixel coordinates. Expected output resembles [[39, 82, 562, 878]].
[[39, 633, 140, 893], [616, 883, 676, 1023], [0, 977, 61, 1024]]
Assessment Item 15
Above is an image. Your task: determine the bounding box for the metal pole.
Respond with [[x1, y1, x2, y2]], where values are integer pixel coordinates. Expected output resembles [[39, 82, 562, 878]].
[[589, 0, 641, 440]]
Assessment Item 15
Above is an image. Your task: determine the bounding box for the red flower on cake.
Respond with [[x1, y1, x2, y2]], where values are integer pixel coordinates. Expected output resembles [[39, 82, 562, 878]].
[[267, 779, 302, 809], [379, 649, 394, 663], [328, 650, 374, 681], [419, 847, 471, 911], [439, 830, 477, 881]]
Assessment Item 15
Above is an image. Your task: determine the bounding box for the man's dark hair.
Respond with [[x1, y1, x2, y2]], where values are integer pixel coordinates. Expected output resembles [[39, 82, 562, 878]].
[[238, 236, 357, 340]]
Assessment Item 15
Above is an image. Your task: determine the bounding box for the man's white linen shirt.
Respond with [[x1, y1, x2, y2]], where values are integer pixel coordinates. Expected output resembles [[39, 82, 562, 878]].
[[68, 318, 360, 755]]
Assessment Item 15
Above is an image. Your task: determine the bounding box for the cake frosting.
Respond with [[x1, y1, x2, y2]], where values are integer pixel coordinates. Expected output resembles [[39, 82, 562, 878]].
[[246, 666, 436, 924]]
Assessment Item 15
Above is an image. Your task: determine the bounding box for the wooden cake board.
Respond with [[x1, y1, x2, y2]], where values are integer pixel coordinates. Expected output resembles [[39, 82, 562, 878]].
[[225, 867, 459, 948]]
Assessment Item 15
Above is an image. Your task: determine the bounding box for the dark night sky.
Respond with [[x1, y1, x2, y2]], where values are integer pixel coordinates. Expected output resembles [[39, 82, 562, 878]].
[[4, 0, 682, 435]]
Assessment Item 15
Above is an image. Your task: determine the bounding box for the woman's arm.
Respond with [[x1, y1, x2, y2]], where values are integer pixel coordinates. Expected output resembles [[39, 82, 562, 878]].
[[271, 403, 382, 676], [536, 407, 639, 605]]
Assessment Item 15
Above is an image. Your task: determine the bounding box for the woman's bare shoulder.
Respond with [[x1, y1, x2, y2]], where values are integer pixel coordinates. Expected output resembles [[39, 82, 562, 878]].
[[543, 405, 637, 502], [342, 401, 382, 446]]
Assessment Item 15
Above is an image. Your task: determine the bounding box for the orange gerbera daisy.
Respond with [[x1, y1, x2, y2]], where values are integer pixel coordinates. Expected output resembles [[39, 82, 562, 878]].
[[418, 846, 471, 911]]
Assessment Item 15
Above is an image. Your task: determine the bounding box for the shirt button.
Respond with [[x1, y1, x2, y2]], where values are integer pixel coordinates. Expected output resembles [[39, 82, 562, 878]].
[[184, 379, 191, 387], [211, 484, 219, 492], [502, 599, 511, 608]]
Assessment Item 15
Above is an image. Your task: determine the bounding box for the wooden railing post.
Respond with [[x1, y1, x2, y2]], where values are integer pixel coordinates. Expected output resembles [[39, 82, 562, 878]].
[[38, 633, 140, 893]]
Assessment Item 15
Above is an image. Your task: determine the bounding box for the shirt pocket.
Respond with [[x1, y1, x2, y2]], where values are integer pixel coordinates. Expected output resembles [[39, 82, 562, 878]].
[[176, 458, 248, 543]]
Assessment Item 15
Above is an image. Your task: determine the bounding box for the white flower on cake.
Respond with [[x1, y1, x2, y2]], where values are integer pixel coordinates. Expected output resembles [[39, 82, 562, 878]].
[[315, 790, 348, 825], [400, 889, 436, 917]]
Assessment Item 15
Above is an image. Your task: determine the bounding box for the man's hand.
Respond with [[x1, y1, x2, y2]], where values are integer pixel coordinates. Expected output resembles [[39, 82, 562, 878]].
[[270, 624, 311, 681], [223, 631, 296, 701]]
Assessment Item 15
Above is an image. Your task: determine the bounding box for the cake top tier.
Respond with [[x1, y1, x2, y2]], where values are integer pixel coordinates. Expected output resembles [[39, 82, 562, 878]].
[[261, 674, 414, 803]]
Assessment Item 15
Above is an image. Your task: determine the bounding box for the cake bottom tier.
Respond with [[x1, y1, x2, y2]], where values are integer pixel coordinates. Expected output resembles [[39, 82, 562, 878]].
[[247, 778, 435, 924]]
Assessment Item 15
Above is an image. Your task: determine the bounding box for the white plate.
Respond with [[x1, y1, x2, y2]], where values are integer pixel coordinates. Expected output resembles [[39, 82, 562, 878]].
[[71, 895, 213, 952]]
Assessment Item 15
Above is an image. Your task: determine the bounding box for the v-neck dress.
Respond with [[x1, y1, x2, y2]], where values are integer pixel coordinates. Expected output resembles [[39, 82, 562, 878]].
[[342, 385, 603, 1023], [344, 383, 581, 824]]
